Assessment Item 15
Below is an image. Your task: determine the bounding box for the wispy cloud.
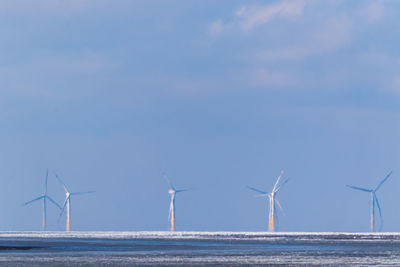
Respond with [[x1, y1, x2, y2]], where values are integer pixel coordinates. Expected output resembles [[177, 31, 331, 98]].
[[0, 53, 116, 100], [363, 1, 385, 22], [206, 0, 400, 96], [246, 69, 301, 90], [238, 0, 306, 32], [0, 0, 133, 17], [209, 20, 228, 35], [387, 76, 400, 95], [32, 53, 116, 74], [248, 16, 353, 62], [209, 0, 307, 34]]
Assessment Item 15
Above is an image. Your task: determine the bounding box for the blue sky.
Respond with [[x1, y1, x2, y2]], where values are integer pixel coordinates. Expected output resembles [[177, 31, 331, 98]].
[[2, 0, 400, 232]]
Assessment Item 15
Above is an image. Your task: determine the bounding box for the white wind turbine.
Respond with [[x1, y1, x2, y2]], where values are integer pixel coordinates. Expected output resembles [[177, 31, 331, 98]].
[[23, 169, 61, 230], [55, 174, 95, 231], [347, 171, 392, 232], [163, 173, 189, 231], [248, 170, 289, 231]]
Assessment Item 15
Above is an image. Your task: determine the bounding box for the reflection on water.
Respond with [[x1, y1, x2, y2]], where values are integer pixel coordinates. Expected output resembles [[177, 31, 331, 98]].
[[0, 232, 399, 266]]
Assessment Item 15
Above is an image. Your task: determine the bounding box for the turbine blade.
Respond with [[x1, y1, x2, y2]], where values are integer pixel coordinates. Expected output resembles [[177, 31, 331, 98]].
[[274, 208, 279, 231], [46, 195, 62, 209], [163, 172, 175, 190], [375, 171, 392, 192], [55, 173, 69, 193], [58, 197, 69, 222], [175, 189, 190, 193], [247, 186, 267, 195], [255, 193, 269, 197], [23, 196, 44, 206], [45, 169, 49, 195], [71, 190, 96, 196], [374, 193, 384, 231], [275, 198, 285, 216], [272, 170, 284, 193], [346, 185, 372, 192], [274, 178, 290, 193]]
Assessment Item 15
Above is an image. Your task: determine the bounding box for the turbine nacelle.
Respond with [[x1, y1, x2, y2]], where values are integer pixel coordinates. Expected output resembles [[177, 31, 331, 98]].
[[168, 188, 190, 195]]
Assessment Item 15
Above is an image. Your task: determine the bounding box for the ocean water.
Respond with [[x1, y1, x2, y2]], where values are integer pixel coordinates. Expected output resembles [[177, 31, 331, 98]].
[[0, 232, 399, 266]]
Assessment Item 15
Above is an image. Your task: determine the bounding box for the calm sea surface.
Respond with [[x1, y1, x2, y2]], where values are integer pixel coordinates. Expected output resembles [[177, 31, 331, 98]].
[[0, 231, 399, 266]]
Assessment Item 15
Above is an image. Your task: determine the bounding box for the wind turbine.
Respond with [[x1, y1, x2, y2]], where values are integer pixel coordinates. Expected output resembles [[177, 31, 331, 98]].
[[347, 171, 392, 232], [163, 173, 189, 231], [55, 174, 95, 231], [23, 169, 61, 230], [247, 170, 289, 231]]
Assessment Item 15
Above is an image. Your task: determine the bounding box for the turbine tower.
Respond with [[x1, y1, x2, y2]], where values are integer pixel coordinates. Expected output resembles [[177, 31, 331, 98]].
[[347, 171, 392, 232], [23, 169, 61, 230], [55, 174, 95, 231], [163, 173, 189, 231], [248, 170, 289, 231]]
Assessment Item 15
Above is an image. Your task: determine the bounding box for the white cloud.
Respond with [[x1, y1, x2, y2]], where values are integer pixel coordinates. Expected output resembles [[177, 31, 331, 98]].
[[0, 53, 116, 99], [206, 0, 400, 95], [363, 1, 385, 22], [235, 6, 246, 17], [255, 46, 309, 61], [168, 76, 228, 98], [209, 20, 227, 35], [251, 16, 353, 62], [34, 54, 115, 74], [209, 0, 307, 34], [246, 69, 301, 89], [388, 76, 400, 95], [314, 17, 353, 51], [0, 0, 133, 17], [238, 0, 306, 32]]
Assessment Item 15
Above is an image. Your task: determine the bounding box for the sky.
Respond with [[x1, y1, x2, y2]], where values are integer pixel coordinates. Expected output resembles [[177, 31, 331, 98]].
[[1, 0, 400, 232]]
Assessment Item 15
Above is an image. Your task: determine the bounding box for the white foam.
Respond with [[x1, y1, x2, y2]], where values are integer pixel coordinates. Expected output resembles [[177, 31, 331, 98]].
[[0, 231, 399, 241]]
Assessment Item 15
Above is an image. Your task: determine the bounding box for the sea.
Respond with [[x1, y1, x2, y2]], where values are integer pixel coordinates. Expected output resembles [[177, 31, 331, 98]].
[[0, 231, 399, 266]]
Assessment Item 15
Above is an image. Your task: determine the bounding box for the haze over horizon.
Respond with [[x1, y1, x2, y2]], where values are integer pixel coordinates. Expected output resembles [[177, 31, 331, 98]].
[[1, 0, 400, 232]]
